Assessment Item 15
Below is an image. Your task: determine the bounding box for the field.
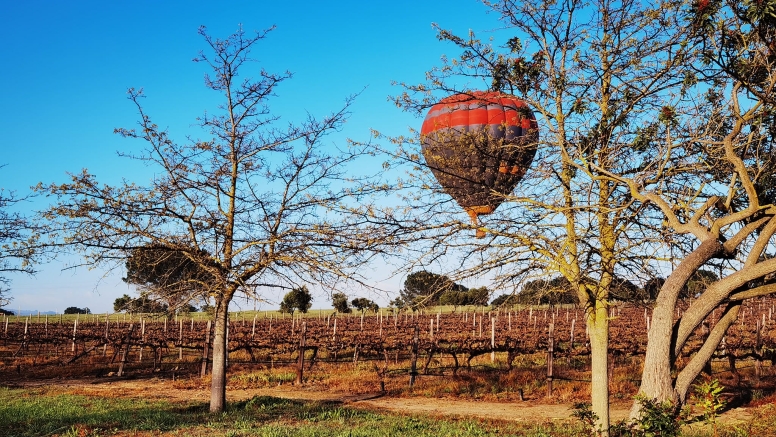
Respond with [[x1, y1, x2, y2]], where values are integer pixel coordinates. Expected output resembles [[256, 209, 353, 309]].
[[3, 299, 776, 435]]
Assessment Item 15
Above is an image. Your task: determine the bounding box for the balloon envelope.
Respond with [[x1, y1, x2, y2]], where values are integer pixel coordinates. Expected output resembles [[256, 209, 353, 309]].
[[420, 91, 538, 236]]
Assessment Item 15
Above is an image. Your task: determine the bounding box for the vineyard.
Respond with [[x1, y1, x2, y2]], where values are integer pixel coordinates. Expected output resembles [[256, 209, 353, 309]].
[[2, 297, 776, 397]]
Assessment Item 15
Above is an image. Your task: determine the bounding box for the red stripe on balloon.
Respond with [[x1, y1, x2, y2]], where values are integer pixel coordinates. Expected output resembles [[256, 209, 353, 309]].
[[420, 93, 534, 135], [467, 107, 488, 125], [487, 105, 506, 125]]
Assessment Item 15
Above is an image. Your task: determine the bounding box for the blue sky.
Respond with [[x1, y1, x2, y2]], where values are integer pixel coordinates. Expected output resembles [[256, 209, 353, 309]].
[[0, 1, 504, 313]]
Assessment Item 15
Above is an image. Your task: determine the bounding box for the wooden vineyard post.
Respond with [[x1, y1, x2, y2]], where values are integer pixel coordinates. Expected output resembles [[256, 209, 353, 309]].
[[22, 318, 28, 354], [103, 317, 109, 357], [200, 320, 212, 377], [296, 322, 306, 385], [409, 325, 419, 388], [569, 318, 576, 357], [117, 323, 135, 377], [138, 318, 145, 362], [547, 322, 554, 398], [71, 318, 78, 353], [491, 317, 495, 363], [755, 319, 763, 378], [178, 319, 183, 361]]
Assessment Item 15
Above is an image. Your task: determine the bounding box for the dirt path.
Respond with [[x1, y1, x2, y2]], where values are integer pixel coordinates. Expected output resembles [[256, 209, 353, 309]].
[[9, 376, 630, 423]]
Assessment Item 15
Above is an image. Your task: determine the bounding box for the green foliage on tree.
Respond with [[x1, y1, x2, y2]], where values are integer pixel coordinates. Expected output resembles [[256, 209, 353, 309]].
[[438, 289, 466, 307], [398, 271, 466, 309], [682, 270, 719, 299], [123, 244, 213, 311], [517, 276, 645, 305], [351, 297, 379, 314], [609, 278, 645, 302], [113, 293, 168, 313], [331, 292, 351, 313], [644, 278, 666, 301], [280, 286, 313, 314], [63, 306, 90, 315], [388, 297, 407, 311], [466, 286, 490, 306], [491, 293, 519, 307], [440, 286, 489, 308], [518, 277, 577, 305]]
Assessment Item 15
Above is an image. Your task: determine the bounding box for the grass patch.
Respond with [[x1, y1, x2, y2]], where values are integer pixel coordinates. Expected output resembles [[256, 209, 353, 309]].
[[2, 386, 776, 436], [230, 370, 297, 387], [0, 387, 589, 436], [0, 387, 207, 436]]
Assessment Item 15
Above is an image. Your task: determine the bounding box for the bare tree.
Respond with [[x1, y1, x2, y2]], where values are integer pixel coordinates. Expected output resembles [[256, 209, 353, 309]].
[[41, 26, 388, 413], [0, 177, 39, 308], [380, 0, 776, 428], [379, 0, 701, 431], [625, 0, 776, 417]]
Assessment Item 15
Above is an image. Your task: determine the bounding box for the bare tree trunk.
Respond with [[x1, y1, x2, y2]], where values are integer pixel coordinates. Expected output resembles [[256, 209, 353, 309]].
[[674, 303, 740, 400], [589, 301, 610, 435], [210, 299, 228, 413], [632, 239, 722, 418]]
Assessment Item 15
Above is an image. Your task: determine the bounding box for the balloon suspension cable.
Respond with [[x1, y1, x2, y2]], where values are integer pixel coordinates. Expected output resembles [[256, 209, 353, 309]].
[[466, 209, 487, 239]]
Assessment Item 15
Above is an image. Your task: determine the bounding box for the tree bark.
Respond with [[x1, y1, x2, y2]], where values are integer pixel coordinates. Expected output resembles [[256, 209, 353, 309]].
[[209, 298, 228, 413], [631, 239, 722, 418], [673, 303, 740, 402], [589, 300, 610, 434]]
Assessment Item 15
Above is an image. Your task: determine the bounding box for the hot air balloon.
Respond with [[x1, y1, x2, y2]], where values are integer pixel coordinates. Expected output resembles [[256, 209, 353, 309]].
[[420, 91, 538, 238]]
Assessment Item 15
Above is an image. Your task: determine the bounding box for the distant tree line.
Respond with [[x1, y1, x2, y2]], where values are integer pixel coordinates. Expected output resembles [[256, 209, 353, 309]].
[[389, 271, 489, 311], [329, 293, 380, 314], [63, 306, 91, 315], [489, 270, 721, 307]]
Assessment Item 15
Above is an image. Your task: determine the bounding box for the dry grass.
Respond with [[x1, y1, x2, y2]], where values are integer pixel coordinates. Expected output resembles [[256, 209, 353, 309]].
[[4, 336, 775, 414], [211, 352, 644, 405]]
